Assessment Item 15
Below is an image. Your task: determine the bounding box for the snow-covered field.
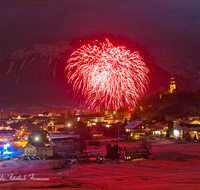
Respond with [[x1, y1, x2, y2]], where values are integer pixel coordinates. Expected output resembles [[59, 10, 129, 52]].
[[1, 139, 200, 190]]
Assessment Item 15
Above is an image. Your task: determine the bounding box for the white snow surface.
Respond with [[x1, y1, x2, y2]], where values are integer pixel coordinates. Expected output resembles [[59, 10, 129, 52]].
[[1, 139, 200, 189]]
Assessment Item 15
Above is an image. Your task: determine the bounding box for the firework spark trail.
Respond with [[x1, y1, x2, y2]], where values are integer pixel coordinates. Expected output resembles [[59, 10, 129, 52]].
[[66, 39, 149, 110]]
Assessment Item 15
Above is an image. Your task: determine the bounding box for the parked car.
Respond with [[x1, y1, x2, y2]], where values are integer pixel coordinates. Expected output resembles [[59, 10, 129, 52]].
[[97, 156, 106, 164]]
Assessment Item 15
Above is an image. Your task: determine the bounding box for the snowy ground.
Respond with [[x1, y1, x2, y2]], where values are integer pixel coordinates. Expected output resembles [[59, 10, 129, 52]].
[[1, 139, 200, 190]]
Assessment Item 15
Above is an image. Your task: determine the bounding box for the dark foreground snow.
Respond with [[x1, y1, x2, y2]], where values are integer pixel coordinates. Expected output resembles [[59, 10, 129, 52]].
[[0, 139, 200, 190]]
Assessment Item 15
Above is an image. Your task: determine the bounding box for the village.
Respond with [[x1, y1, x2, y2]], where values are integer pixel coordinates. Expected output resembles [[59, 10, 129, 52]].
[[0, 108, 200, 162]]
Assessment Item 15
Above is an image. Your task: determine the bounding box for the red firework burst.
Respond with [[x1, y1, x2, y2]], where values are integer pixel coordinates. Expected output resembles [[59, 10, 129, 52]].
[[66, 39, 149, 110]]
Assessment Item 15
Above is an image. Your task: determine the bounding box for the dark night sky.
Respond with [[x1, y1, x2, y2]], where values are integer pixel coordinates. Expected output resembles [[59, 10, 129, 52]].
[[1, 0, 200, 109]]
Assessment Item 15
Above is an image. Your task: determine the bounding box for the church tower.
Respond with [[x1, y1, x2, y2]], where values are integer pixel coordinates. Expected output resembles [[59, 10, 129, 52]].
[[170, 73, 176, 93]]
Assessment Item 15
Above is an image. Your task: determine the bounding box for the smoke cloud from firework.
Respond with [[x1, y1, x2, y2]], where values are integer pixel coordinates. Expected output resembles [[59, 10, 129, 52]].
[[66, 39, 149, 110]]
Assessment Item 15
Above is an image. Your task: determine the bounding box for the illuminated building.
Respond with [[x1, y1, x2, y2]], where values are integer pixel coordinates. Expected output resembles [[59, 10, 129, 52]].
[[24, 143, 58, 157], [24, 143, 38, 157], [36, 146, 58, 157], [159, 73, 177, 99], [170, 73, 176, 93], [47, 122, 66, 133], [124, 120, 143, 139]]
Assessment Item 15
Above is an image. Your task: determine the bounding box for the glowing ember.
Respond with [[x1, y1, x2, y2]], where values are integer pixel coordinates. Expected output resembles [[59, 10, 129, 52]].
[[66, 39, 149, 110]]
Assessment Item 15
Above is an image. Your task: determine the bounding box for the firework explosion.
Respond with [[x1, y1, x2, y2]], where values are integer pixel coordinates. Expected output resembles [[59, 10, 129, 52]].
[[66, 39, 149, 110]]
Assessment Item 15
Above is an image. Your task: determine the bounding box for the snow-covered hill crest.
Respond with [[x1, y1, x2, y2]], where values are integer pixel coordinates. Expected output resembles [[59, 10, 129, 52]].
[[1, 42, 72, 82]]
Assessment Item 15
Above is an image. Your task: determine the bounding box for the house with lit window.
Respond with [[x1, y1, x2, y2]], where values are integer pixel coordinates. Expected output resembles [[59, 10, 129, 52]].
[[47, 122, 66, 133], [173, 124, 200, 141], [24, 143, 58, 157], [54, 123, 65, 131], [72, 114, 106, 126], [0, 120, 13, 130], [24, 143, 39, 157], [152, 122, 168, 136], [125, 121, 144, 139], [36, 146, 58, 157]]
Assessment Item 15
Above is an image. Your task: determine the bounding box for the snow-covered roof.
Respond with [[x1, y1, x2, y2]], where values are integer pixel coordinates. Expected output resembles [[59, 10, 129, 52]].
[[190, 120, 200, 124], [173, 125, 184, 130], [49, 133, 80, 139], [0, 130, 15, 135], [179, 120, 193, 124], [174, 125, 200, 131], [153, 122, 168, 128], [37, 146, 56, 150], [124, 120, 143, 129], [90, 130, 104, 134], [24, 143, 41, 148]]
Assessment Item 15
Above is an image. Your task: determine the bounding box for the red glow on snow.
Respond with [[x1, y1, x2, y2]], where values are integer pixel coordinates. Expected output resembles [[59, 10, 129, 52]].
[[66, 39, 149, 110]]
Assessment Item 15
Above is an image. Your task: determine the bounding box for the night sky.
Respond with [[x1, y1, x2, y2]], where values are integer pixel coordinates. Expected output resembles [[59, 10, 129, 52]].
[[1, 0, 200, 109]]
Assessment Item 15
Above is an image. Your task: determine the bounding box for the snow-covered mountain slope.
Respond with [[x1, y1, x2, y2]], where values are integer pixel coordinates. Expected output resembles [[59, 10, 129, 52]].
[[1, 42, 72, 81]]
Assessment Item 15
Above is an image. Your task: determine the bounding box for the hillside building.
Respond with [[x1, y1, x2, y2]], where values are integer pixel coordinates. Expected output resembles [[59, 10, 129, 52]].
[[170, 73, 176, 93], [159, 73, 177, 99]]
